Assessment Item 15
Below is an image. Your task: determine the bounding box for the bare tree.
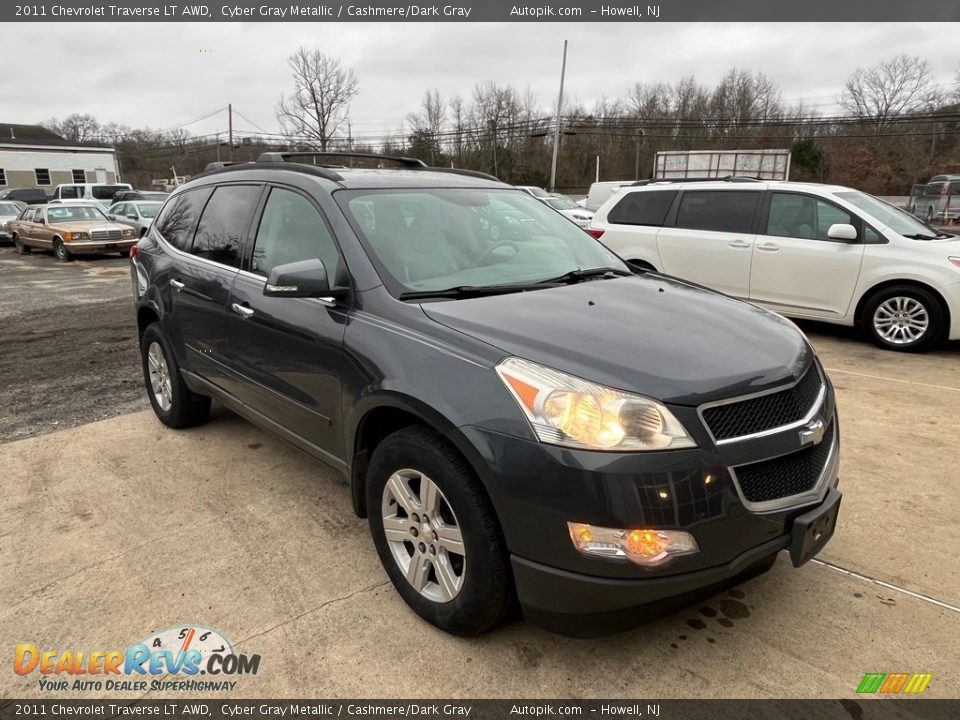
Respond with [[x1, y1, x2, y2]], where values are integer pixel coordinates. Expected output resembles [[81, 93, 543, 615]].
[[840, 54, 943, 128], [406, 90, 445, 163], [42, 113, 102, 144], [276, 48, 358, 151]]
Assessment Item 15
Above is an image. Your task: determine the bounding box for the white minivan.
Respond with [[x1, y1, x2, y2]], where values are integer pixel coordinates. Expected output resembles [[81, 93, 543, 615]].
[[589, 178, 960, 352], [50, 182, 133, 210]]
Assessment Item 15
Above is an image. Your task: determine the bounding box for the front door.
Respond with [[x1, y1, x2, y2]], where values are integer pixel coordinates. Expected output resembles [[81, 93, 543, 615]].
[[749, 192, 865, 319], [224, 185, 349, 463]]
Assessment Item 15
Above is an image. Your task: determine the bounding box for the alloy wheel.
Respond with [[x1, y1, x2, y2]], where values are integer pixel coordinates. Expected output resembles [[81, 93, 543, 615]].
[[381, 468, 465, 603], [873, 296, 929, 346], [147, 341, 173, 411]]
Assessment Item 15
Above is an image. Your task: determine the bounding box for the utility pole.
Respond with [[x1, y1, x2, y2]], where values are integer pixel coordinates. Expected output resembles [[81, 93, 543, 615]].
[[549, 40, 568, 193], [228, 103, 233, 161], [634, 130, 644, 180]]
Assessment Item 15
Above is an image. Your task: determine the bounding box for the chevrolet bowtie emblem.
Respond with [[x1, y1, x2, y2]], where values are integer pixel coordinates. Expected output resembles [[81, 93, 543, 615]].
[[799, 418, 826, 446]]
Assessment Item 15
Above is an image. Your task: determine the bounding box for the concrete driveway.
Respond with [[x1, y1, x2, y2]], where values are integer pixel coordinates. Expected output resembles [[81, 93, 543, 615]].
[[1, 329, 958, 699]]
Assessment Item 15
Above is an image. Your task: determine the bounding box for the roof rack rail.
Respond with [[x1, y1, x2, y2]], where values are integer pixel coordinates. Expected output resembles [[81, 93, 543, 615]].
[[631, 175, 764, 186], [423, 167, 501, 182], [256, 151, 427, 168], [193, 161, 344, 183], [202, 161, 251, 171]]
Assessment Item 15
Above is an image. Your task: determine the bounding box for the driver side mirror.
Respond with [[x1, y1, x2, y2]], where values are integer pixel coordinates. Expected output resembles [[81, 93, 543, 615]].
[[827, 223, 858, 241], [263, 258, 346, 299]]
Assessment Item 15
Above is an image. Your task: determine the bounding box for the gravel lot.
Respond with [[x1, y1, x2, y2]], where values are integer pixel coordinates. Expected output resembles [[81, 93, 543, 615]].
[[0, 248, 146, 443]]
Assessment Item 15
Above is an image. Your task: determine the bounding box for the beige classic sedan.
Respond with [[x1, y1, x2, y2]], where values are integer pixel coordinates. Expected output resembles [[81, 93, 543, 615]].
[[9, 203, 138, 261]]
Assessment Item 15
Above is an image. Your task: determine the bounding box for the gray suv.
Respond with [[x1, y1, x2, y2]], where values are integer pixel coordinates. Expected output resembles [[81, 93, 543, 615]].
[[130, 152, 841, 636]]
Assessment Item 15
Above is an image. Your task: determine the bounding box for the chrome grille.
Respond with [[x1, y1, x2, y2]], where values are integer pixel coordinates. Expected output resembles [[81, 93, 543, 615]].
[[702, 364, 823, 441], [732, 420, 835, 504], [91, 228, 123, 241]]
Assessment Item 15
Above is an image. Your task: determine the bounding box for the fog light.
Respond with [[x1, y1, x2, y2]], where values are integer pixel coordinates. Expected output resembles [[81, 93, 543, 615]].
[[567, 522, 698, 567]]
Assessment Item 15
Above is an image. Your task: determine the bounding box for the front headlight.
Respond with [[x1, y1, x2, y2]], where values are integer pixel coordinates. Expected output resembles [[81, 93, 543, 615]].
[[496, 357, 696, 451], [122, 228, 135, 238]]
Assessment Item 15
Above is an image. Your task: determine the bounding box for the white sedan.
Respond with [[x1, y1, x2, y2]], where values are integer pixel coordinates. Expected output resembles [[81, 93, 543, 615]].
[[542, 194, 594, 228]]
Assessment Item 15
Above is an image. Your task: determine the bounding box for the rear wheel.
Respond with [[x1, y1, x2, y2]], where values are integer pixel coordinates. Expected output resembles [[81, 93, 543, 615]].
[[367, 427, 513, 635], [862, 285, 944, 352], [140, 323, 211, 428], [53, 238, 72, 263], [13, 235, 29, 255]]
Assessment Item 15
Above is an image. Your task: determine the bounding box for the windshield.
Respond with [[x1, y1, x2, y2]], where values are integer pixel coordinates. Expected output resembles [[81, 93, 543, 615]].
[[546, 196, 579, 211], [341, 189, 626, 294], [47, 205, 108, 222], [92, 185, 130, 199], [835, 191, 943, 238], [137, 203, 161, 218], [0, 202, 20, 216]]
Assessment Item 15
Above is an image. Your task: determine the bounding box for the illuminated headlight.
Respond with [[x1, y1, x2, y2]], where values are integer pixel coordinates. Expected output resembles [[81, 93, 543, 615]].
[[496, 357, 696, 451], [568, 523, 698, 567], [122, 228, 135, 238]]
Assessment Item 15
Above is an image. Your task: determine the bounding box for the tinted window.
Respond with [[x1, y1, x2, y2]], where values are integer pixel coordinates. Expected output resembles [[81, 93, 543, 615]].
[[154, 187, 212, 252], [608, 190, 676, 226], [59, 186, 81, 199], [767, 193, 854, 241], [191, 185, 259, 267], [251, 188, 340, 279], [676, 191, 759, 233], [92, 185, 128, 200]]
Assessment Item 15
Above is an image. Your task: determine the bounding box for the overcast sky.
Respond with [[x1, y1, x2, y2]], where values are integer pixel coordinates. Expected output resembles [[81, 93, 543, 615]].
[[7, 22, 958, 142]]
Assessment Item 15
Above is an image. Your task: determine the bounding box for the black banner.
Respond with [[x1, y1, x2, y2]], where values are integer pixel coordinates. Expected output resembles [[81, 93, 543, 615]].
[[1, 700, 959, 720], [6, 0, 960, 22]]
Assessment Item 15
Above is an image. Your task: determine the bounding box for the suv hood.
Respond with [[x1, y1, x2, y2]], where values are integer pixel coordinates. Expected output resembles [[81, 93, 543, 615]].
[[421, 275, 813, 406]]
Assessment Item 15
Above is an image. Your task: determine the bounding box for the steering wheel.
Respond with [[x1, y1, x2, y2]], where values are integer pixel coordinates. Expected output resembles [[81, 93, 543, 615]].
[[477, 241, 520, 265]]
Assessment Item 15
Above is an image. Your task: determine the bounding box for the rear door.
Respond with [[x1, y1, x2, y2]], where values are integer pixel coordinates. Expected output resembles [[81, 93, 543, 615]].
[[748, 191, 865, 319], [655, 189, 762, 299], [224, 185, 349, 462]]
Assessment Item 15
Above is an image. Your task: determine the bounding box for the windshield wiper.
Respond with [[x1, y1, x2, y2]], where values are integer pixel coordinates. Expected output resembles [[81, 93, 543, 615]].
[[537, 266, 635, 285], [398, 282, 558, 301], [903, 233, 939, 240]]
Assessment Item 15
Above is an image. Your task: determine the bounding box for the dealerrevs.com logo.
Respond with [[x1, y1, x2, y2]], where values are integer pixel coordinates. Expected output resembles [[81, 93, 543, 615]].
[[14, 625, 261, 692]]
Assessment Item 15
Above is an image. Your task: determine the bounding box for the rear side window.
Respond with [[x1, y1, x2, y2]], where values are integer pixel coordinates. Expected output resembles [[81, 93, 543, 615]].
[[59, 186, 81, 199], [608, 190, 676, 226], [676, 191, 760, 234], [190, 185, 260, 268], [251, 188, 340, 280], [153, 187, 212, 252]]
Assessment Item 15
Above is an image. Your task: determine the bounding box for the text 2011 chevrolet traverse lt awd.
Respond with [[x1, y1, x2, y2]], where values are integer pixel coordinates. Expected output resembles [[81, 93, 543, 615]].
[[130, 153, 841, 635]]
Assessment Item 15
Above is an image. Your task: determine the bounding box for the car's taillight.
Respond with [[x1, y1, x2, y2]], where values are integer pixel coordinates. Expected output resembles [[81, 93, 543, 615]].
[[586, 228, 605, 239], [129, 243, 139, 261]]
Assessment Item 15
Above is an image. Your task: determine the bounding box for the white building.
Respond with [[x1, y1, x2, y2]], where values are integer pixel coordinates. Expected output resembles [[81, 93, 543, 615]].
[[0, 123, 121, 190]]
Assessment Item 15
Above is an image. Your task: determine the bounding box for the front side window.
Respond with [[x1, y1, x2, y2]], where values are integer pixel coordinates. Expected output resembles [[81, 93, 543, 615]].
[[767, 193, 854, 241], [925, 183, 946, 197], [251, 188, 340, 279], [111, 203, 126, 216], [153, 187, 212, 251], [339, 188, 626, 294], [675, 191, 759, 234], [92, 185, 129, 200], [608, 190, 677, 226], [191, 185, 260, 267], [59, 186, 81, 199]]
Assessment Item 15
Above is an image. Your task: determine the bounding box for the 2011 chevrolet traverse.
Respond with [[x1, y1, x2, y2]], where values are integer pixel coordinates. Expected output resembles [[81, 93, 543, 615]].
[[130, 152, 841, 636]]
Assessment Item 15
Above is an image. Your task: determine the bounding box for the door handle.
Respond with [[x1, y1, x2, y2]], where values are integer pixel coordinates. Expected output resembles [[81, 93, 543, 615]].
[[231, 302, 254, 319], [728, 240, 751, 249], [756, 242, 780, 252], [169, 279, 185, 291]]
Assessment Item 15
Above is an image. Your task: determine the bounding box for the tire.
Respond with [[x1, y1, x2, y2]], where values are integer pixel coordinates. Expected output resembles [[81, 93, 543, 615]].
[[367, 426, 513, 635], [53, 238, 72, 263], [13, 235, 29, 255], [140, 323, 211, 428], [862, 285, 944, 353]]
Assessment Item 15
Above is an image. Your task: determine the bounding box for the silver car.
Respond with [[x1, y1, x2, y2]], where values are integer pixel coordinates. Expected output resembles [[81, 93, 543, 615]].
[[0, 200, 25, 241], [107, 201, 163, 237]]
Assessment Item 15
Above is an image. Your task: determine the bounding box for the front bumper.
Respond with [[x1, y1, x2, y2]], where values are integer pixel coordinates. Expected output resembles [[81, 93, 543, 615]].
[[64, 239, 137, 254]]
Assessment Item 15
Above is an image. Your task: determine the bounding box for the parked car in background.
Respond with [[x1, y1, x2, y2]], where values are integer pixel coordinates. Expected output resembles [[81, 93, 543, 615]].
[[590, 177, 960, 352], [0, 201, 24, 241], [905, 183, 927, 216], [112, 189, 170, 203], [108, 200, 162, 237], [0, 187, 49, 205], [50, 182, 133, 211], [130, 152, 841, 637], [910, 175, 960, 223], [9, 203, 137, 261], [541, 194, 594, 228], [584, 180, 630, 211], [516, 185, 552, 199]]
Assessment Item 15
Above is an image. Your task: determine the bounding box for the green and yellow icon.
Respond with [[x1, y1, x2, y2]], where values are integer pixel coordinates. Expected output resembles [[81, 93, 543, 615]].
[[857, 672, 933, 694]]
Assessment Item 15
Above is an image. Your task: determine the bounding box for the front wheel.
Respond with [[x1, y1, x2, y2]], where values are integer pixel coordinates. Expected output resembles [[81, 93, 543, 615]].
[[862, 286, 944, 352], [53, 238, 72, 263], [140, 323, 211, 427], [367, 427, 514, 635]]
